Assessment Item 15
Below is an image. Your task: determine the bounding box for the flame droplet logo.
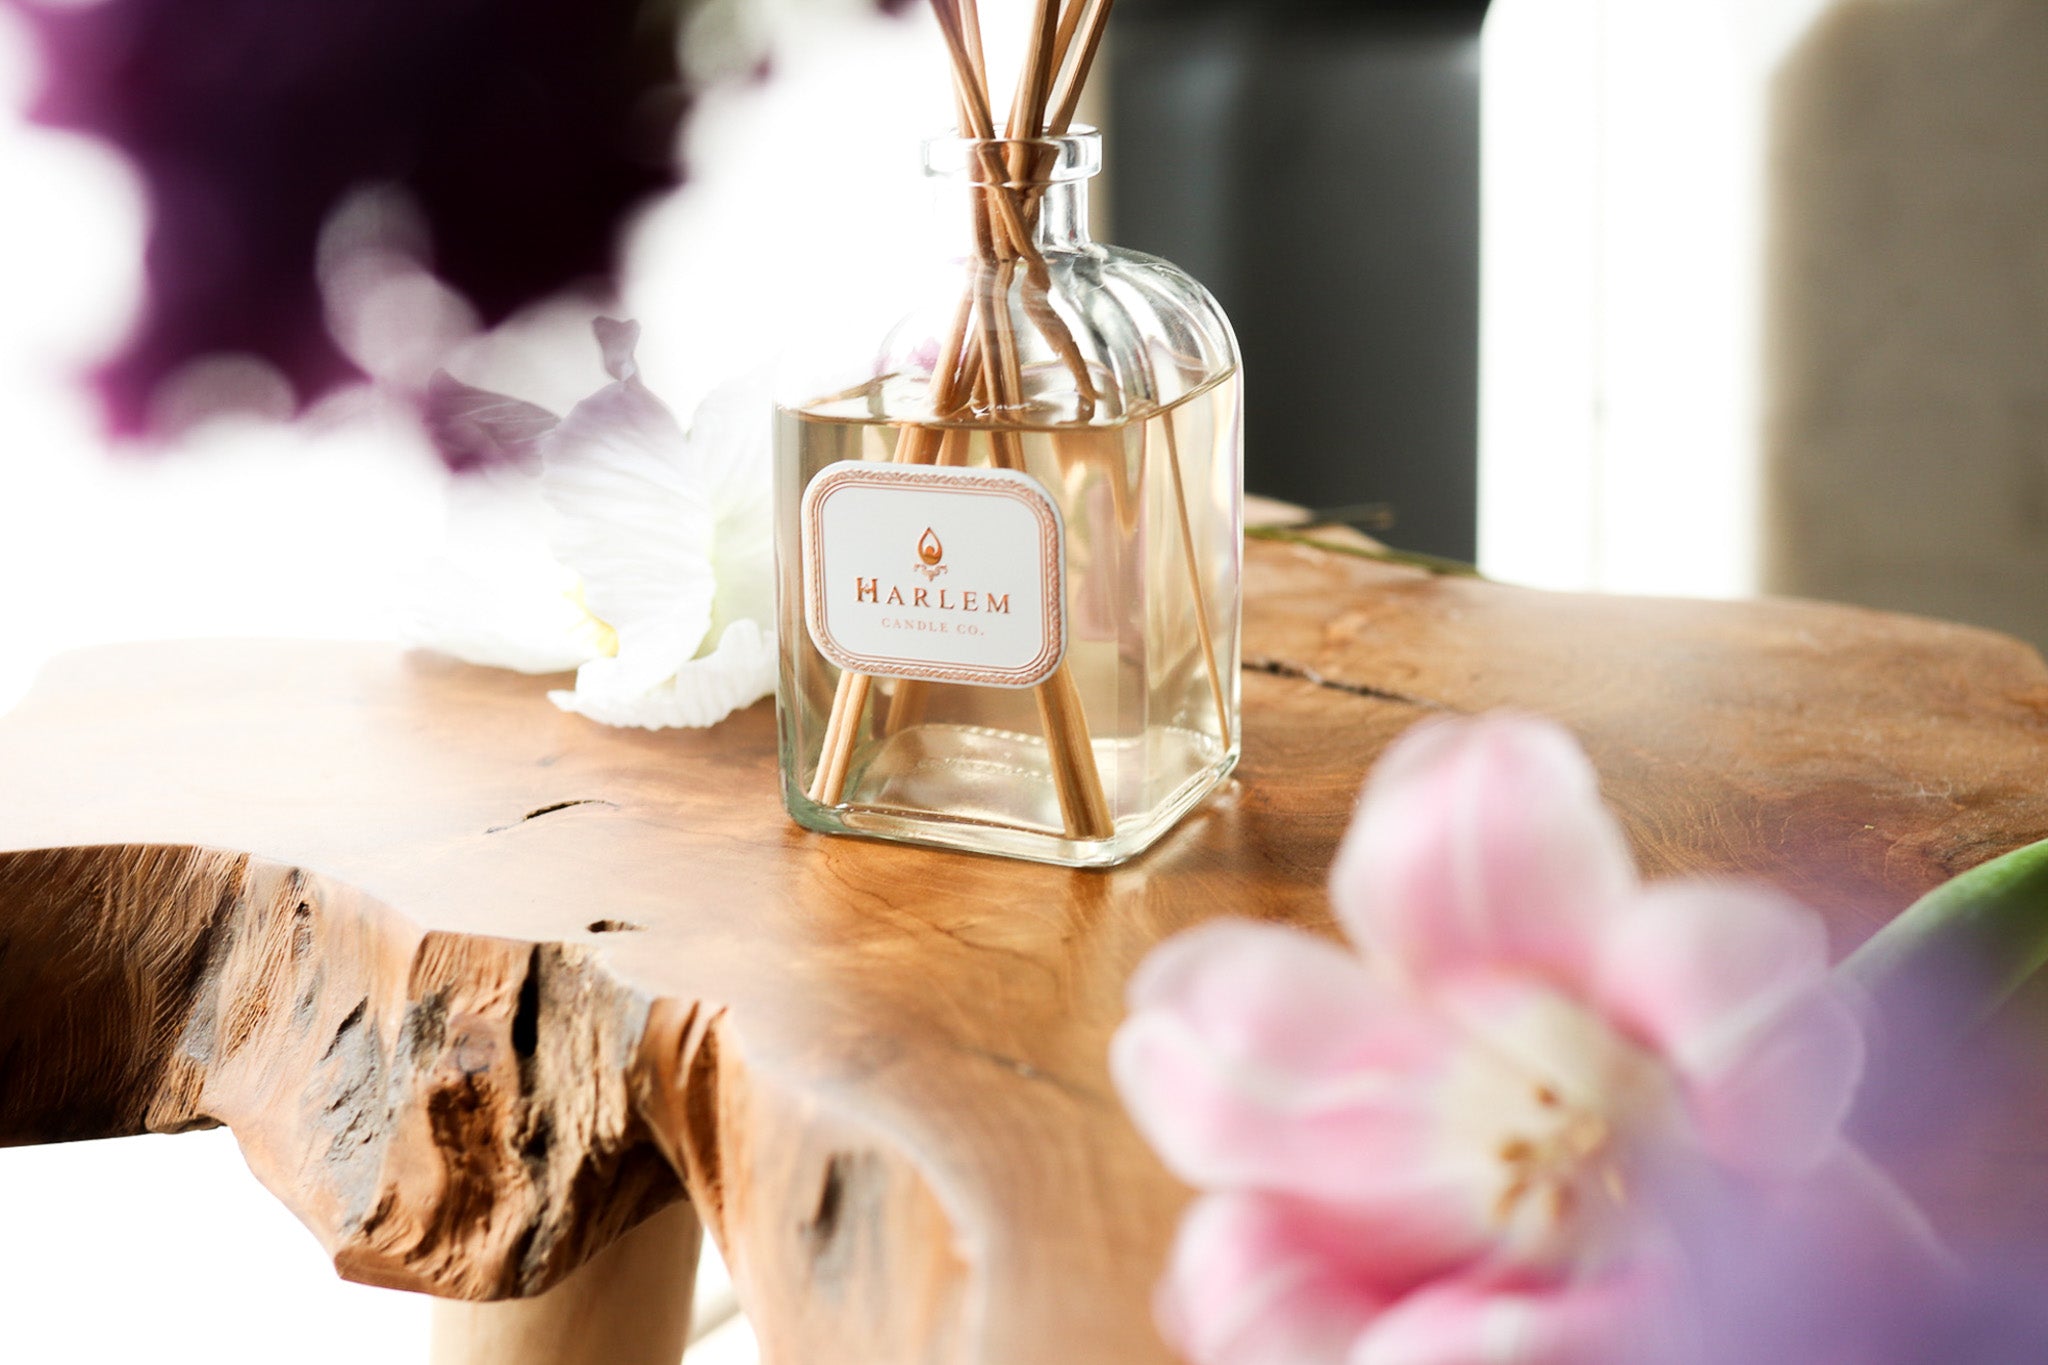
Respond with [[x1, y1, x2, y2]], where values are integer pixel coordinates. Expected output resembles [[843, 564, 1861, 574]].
[[914, 527, 948, 580]]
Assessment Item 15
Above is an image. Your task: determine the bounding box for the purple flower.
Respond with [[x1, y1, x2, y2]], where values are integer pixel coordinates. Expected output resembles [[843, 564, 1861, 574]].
[[1671, 961, 2048, 1365], [9, 0, 692, 438]]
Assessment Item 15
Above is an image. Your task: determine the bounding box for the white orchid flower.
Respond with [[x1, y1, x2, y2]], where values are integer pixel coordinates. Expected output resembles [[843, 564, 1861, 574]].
[[406, 319, 776, 729]]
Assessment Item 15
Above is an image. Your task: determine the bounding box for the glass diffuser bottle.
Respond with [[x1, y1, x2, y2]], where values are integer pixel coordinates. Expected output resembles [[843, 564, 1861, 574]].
[[773, 127, 1242, 867]]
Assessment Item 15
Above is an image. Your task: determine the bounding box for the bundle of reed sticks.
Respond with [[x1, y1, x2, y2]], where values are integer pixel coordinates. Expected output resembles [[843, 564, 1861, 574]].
[[806, 0, 1120, 841], [810, 0, 1228, 848]]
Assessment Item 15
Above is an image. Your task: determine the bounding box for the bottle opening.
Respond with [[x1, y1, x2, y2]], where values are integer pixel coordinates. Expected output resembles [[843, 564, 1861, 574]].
[[922, 127, 1101, 186]]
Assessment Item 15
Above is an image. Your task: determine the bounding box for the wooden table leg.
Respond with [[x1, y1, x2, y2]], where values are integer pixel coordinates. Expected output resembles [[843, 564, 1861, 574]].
[[429, 1201, 703, 1365]]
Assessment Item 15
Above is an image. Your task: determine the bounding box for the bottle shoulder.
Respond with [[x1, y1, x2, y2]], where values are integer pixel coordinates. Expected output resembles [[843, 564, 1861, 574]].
[[1069, 244, 1242, 387], [784, 243, 1240, 427]]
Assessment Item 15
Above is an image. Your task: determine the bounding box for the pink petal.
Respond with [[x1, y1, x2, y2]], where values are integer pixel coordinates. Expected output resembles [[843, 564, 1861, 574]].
[[1158, 1193, 1385, 1365], [1349, 1272, 1673, 1365], [1125, 919, 1419, 1079], [1594, 882, 1863, 1175], [1331, 715, 1637, 990], [1112, 920, 1493, 1285]]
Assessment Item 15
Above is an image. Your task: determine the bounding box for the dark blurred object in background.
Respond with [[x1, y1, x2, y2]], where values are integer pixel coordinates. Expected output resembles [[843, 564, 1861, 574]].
[[1111, 0, 1487, 559], [10, 0, 693, 441]]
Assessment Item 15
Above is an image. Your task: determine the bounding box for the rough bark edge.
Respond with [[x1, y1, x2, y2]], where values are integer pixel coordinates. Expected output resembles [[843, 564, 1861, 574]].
[[0, 844, 680, 1300], [0, 842, 977, 1355], [634, 1000, 975, 1364]]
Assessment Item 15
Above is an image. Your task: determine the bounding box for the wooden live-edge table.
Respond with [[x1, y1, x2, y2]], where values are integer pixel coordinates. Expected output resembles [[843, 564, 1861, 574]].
[[5, 534, 2048, 1364]]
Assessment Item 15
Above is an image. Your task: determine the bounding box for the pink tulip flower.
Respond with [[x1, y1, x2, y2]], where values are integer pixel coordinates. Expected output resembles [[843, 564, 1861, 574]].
[[1111, 714, 1890, 1365]]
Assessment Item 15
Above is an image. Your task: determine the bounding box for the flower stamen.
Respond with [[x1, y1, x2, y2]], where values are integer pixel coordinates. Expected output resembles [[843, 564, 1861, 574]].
[[1493, 1081, 1629, 1232]]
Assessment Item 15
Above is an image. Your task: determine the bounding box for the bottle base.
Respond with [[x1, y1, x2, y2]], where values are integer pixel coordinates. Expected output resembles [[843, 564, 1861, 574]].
[[783, 743, 1239, 869]]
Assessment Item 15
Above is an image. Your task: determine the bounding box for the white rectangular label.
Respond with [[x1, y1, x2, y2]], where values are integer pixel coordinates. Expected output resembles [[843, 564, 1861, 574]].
[[800, 462, 1066, 688]]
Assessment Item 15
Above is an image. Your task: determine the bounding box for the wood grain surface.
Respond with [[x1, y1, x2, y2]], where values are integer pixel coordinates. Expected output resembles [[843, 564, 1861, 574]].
[[3, 535, 2047, 1363]]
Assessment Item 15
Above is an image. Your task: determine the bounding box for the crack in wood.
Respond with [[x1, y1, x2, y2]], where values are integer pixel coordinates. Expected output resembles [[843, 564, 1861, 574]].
[[484, 800, 620, 835], [1242, 655, 1460, 712], [512, 947, 543, 1063], [805, 1153, 849, 1250], [955, 1044, 1105, 1107], [320, 996, 369, 1063]]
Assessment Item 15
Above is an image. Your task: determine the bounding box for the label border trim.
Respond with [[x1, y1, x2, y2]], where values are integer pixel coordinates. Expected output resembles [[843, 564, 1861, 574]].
[[799, 461, 1068, 689]]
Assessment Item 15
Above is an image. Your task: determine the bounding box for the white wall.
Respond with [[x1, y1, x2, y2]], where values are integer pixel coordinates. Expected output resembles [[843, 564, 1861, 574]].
[[1480, 0, 1777, 598], [1481, 0, 2048, 655]]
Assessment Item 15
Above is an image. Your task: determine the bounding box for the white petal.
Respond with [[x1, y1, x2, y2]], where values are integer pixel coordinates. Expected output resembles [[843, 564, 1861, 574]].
[[540, 376, 717, 653], [402, 554, 606, 674], [548, 618, 777, 730], [687, 371, 776, 640], [403, 458, 611, 672], [579, 617, 699, 696], [710, 531, 775, 644], [709, 499, 775, 648], [685, 370, 774, 526]]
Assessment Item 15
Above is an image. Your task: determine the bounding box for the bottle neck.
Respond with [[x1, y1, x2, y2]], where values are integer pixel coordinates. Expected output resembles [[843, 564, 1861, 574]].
[[1028, 180, 1091, 251], [934, 177, 1095, 259], [926, 130, 1101, 257]]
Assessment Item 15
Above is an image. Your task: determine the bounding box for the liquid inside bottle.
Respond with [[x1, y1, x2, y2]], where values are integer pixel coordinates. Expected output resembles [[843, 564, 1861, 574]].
[[775, 367, 1242, 867]]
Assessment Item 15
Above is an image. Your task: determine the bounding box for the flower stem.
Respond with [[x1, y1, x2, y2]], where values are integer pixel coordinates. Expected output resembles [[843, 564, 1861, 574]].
[[1242, 525, 1482, 578], [1840, 835, 2048, 1045]]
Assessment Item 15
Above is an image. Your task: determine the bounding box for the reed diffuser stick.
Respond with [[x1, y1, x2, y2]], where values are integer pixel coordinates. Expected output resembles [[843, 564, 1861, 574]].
[[1048, 0, 1114, 134], [1042, 0, 1231, 754], [806, 0, 1131, 839], [976, 254, 1115, 837], [1162, 414, 1233, 751], [804, 293, 976, 805], [1008, 0, 1064, 149], [957, 0, 990, 96], [1049, 0, 1091, 82], [972, 1, 1113, 836]]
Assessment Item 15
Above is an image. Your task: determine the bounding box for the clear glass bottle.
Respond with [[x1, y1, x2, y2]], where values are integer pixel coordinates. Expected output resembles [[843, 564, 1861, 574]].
[[773, 129, 1242, 867]]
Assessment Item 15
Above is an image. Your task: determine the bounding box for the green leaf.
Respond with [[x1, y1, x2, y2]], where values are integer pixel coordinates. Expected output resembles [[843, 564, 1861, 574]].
[[1840, 836, 2048, 1045]]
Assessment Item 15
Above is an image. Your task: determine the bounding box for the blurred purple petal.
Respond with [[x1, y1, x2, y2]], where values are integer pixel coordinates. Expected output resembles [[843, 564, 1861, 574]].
[[8, 0, 691, 439], [420, 371, 558, 473], [1672, 963, 2048, 1365], [594, 317, 643, 384]]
